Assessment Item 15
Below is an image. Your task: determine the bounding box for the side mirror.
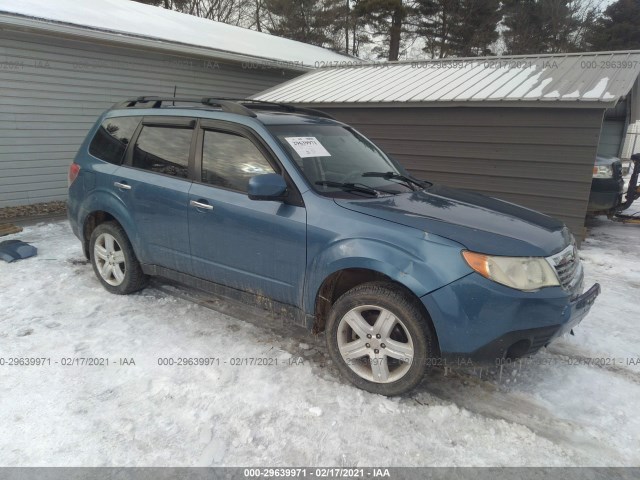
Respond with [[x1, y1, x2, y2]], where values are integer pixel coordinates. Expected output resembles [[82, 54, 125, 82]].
[[248, 173, 288, 201]]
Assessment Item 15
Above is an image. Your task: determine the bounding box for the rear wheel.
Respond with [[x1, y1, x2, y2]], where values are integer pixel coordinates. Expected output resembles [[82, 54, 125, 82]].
[[326, 281, 436, 396], [89, 222, 148, 294]]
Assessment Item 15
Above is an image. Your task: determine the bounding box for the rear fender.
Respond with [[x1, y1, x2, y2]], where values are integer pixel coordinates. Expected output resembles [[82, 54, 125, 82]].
[[77, 188, 144, 263]]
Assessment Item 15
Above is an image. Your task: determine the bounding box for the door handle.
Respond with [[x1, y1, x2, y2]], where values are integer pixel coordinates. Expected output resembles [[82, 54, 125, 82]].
[[190, 200, 213, 211], [114, 181, 131, 190]]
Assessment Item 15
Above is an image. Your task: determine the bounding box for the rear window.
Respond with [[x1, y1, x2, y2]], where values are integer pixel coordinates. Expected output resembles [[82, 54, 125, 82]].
[[89, 116, 141, 165], [132, 125, 193, 179]]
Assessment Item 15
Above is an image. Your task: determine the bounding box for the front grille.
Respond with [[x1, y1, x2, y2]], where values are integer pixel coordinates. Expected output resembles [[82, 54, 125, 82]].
[[613, 161, 623, 180], [547, 243, 582, 291], [555, 255, 579, 289]]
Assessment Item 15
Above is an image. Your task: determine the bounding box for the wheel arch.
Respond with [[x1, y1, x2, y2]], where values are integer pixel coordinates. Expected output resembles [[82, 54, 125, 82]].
[[310, 267, 441, 357], [80, 196, 140, 262]]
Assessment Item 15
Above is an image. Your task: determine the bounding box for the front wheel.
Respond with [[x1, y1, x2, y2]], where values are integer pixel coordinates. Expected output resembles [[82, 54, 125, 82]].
[[326, 282, 436, 396]]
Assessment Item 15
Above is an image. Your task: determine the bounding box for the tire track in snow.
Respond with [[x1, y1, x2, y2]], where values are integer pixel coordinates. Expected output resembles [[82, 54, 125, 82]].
[[156, 280, 629, 464], [545, 344, 640, 385], [411, 368, 626, 464]]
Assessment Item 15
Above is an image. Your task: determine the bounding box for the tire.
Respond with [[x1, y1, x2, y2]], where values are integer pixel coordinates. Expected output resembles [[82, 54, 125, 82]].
[[89, 221, 148, 295], [325, 281, 436, 396]]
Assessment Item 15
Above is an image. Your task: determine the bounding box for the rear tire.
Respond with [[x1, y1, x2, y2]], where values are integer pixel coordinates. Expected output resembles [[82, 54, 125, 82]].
[[326, 281, 436, 396], [89, 221, 148, 295]]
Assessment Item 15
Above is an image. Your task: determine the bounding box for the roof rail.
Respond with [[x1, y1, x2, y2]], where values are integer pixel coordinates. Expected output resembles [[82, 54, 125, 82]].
[[223, 98, 336, 120], [112, 96, 335, 120], [114, 96, 257, 117]]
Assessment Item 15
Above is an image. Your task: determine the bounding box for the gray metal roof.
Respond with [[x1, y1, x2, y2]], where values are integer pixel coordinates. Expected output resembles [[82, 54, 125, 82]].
[[254, 52, 640, 107]]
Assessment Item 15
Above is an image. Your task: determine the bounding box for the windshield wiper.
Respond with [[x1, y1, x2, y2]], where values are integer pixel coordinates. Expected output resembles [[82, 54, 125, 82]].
[[315, 181, 381, 197], [362, 171, 431, 190]]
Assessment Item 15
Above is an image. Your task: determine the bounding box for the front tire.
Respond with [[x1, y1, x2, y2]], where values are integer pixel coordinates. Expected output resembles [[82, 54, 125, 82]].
[[326, 281, 436, 396], [89, 221, 148, 295]]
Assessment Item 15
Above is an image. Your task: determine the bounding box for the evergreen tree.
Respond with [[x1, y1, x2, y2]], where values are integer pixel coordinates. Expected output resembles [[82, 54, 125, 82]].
[[502, 0, 548, 54], [451, 0, 501, 56], [416, 0, 500, 58], [416, 0, 455, 58], [502, 0, 594, 54], [587, 0, 640, 50], [263, 0, 346, 48], [353, 0, 411, 60]]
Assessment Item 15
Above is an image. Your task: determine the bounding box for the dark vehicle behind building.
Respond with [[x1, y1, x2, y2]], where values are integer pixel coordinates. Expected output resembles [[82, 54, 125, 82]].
[[588, 155, 625, 213]]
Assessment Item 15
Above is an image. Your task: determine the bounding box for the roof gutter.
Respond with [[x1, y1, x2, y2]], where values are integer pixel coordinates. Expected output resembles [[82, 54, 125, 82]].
[[0, 13, 313, 72]]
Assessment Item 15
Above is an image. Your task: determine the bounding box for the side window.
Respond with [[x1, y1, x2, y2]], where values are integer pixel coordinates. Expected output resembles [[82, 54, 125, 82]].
[[132, 126, 193, 179], [202, 130, 275, 192], [89, 116, 141, 165]]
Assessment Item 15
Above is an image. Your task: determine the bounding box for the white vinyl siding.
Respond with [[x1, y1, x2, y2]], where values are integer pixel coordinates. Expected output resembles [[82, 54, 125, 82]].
[[0, 28, 297, 207]]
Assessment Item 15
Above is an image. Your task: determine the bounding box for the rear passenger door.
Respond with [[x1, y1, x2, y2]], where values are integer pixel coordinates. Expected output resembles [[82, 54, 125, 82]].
[[188, 120, 307, 307], [113, 116, 196, 272]]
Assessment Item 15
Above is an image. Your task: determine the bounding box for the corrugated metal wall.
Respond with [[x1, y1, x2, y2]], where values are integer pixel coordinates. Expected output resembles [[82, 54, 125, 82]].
[[318, 106, 604, 241], [0, 28, 297, 207]]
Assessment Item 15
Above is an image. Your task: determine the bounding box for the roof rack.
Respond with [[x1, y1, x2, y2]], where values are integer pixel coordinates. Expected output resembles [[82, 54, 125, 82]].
[[224, 98, 337, 120], [113, 96, 336, 120], [114, 96, 257, 117]]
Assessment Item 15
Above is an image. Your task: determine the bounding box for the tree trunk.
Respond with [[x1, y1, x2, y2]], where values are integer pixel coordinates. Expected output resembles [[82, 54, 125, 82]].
[[256, 0, 262, 31], [439, 10, 447, 58], [345, 0, 350, 55], [388, 8, 402, 61], [352, 19, 357, 54]]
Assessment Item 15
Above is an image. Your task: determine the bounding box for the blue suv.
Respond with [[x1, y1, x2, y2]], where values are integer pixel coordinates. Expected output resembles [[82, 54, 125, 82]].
[[68, 97, 600, 395]]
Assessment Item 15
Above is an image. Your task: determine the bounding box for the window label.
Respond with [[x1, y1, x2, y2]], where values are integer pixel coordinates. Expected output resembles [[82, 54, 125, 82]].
[[285, 137, 331, 158]]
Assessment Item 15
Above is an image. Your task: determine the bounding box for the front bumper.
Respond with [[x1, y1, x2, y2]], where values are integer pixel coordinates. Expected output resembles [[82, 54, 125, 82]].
[[588, 177, 624, 212], [588, 190, 623, 213], [421, 272, 600, 366]]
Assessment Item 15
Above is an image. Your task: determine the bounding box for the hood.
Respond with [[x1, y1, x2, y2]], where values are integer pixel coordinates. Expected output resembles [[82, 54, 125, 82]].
[[595, 155, 621, 166], [335, 185, 572, 257]]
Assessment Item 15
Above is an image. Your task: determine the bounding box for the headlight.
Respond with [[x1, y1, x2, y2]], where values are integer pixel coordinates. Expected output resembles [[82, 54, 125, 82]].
[[593, 165, 613, 178], [462, 251, 559, 291]]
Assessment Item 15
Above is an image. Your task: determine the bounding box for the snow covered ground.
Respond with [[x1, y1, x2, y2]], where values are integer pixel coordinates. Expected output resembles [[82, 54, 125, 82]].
[[1, 215, 639, 467]]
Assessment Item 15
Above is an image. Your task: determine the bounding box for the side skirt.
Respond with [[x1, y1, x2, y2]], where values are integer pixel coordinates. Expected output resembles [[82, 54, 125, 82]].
[[141, 264, 314, 330]]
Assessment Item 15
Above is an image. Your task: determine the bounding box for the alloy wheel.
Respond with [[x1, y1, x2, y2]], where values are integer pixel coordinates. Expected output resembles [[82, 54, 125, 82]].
[[93, 233, 126, 286], [336, 305, 414, 383]]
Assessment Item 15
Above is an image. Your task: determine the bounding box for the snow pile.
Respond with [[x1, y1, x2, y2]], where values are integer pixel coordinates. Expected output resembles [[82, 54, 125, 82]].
[[0, 220, 639, 466]]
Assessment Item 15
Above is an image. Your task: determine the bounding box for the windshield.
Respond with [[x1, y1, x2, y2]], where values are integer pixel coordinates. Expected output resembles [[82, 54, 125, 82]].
[[268, 124, 415, 197]]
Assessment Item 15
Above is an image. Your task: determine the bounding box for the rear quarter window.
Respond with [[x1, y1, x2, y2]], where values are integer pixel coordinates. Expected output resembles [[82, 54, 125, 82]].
[[89, 116, 142, 164]]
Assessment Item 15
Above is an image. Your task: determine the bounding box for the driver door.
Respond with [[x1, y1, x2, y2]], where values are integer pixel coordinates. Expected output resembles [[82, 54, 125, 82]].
[[188, 121, 307, 307]]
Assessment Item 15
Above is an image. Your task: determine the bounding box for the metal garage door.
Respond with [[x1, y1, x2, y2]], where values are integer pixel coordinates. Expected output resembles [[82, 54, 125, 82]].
[[598, 120, 625, 157]]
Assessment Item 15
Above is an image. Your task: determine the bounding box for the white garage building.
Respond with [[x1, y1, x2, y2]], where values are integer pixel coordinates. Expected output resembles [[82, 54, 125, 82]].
[[0, 0, 347, 207]]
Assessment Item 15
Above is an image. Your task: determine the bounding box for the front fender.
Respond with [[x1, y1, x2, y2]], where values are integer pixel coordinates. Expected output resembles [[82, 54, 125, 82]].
[[303, 236, 471, 315], [77, 188, 145, 263]]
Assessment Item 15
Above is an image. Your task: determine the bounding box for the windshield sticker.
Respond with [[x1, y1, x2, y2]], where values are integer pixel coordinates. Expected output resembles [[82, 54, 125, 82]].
[[285, 137, 331, 158]]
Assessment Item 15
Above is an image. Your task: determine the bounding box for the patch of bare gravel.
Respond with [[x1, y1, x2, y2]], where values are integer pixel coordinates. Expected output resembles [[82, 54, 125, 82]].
[[0, 201, 67, 220]]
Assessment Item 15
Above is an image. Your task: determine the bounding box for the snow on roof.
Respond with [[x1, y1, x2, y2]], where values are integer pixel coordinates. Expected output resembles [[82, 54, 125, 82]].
[[0, 0, 350, 68], [254, 51, 640, 106]]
